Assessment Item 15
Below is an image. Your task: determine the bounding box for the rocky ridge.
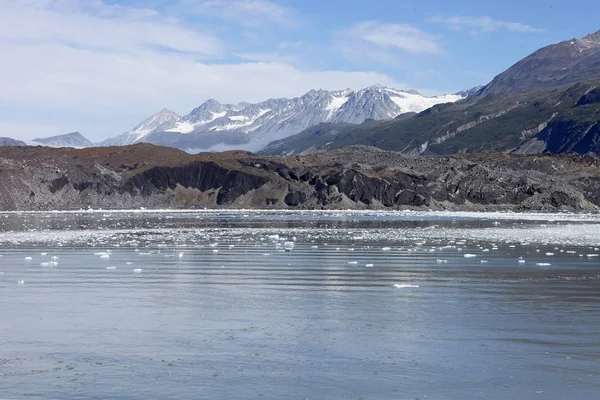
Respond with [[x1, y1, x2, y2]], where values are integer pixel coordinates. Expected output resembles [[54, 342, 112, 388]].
[[0, 144, 598, 212]]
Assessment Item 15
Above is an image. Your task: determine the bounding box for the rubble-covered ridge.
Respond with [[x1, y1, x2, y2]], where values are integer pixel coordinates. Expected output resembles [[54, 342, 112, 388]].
[[0, 143, 598, 211]]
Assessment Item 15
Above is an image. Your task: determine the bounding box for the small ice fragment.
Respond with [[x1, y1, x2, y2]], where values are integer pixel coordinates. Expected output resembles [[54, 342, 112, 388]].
[[480, 260, 488, 263], [40, 252, 47, 256], [212, 249, 219, 253], [40, 262, 50, 267], [106, 266, 117, 270], [365, 264, 374, 267], [17, 280, 25, 285], [24, 257, 32, 261], [348, 261, 358, 265], [536, 263, 551, 266], [482, 249, 490, 252], [311, 246, 318, 249], [133, 268, 143, 273], [518, 259, 526, 264], [126, 262, 133, 265], [436, 259, 448, 264], [464, 254, 477, 258], [209, 243, 218, 248], [100, 254, 110, 259], [51, 256, 59, 260], [393, 284, 419, 289], [545, 253, 554, 256], [228, 245, 235, 249], [178, 252, 184, 258], [587, 254, 599, 258], [382, 247, 392, 251], [49, 261, 58, 267]]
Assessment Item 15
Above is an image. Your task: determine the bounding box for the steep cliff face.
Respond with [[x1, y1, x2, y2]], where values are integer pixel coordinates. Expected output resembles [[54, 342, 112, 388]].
[[0, 144, 598, 211]]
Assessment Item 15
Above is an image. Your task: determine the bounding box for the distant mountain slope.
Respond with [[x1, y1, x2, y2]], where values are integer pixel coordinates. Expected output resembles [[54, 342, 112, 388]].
[[262, 30, 600, 157], [33, 132, 92, 148], [0, 137, 27, 146], [481, 29, 600, 95], [99, 85, 467, 151], [261, 79, 600, 156]]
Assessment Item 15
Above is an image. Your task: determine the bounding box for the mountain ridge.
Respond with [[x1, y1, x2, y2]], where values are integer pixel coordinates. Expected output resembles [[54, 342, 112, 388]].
[[99, 85, 469, 151]]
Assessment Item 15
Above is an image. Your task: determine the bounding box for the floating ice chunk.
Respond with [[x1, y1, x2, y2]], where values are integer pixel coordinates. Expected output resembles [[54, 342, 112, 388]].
[[178, 252, 184, 258], [17, 280, 24, 285], [566, 251, 576, 254], [509, 245, 516, 248], [40, 262, 50, 267], [464, 254, 477, 258], [209, 243, 219, 248], [40, 252, 47, 256], [348, 261, 358, 265], [228, 245, 235, 249], [51, 256, 59, 260], [545, 253, 554, 256], [212, 249, 219, 253], [106, 266, 117, 270], [268, 235, 280, 241], [482, 249, 490, 252], [393, 284, 419, 289], [365, 264, 374, 267], [311, 246, 318, 249], [284, 241, 294, 250], [49, 261, 58, 267], [436, 259, 448, 264], [24, 256, 32, 260], [536, 263, 551, 266], [382, 247, 392, 251], [480, 260, 488, 263], [587, 254, 599, 258], [133, 268, 143, 273], [126, 262, 133, 265], [263, 253, 270, 256], [518, 259, 526, 264]]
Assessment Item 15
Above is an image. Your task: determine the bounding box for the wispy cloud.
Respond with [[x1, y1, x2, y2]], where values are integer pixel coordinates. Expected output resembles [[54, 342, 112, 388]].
[[430, 16, 544, 34], [189, 0, 295, 28], [337, 21, 442, 65]]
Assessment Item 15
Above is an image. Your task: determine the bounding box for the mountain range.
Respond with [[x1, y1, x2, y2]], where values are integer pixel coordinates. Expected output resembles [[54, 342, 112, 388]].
[[98, 86, 466, 152], [262, 29, 600, 156], [3, 29, 600, 158]]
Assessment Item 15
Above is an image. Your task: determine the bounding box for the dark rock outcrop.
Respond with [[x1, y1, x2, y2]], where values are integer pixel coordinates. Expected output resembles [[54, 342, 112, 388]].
[[0, 144, 598, 211]]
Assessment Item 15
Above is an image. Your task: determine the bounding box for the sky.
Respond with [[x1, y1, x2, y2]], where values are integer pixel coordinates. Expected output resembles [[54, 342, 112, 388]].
[[1, 0, 599, 142]]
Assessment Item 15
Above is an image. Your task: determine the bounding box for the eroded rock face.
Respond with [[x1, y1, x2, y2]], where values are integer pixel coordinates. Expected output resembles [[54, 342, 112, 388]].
[[122, 161, 268, 205], [0, 144, 598, 211]]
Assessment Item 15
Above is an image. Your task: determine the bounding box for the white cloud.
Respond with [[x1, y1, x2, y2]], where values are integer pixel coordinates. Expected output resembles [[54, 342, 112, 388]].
[[189, 0, 294, 27], [0, 1, 403, 141], [431, 16, 544, 34], [337, 21, 442, 66]]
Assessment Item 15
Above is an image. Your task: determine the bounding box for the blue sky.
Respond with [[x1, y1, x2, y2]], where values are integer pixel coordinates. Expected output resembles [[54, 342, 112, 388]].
[[0, 0, 599, 141]]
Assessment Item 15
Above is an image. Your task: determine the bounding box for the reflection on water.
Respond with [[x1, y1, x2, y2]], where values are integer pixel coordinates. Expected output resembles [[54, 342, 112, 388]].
[[0, 211, 599, 399]]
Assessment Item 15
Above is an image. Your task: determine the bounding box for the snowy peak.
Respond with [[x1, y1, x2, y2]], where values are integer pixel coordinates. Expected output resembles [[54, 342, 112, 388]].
[[33, 132, 92, 148], [101, 85, 469, 150], [131, 108, 181, 136]]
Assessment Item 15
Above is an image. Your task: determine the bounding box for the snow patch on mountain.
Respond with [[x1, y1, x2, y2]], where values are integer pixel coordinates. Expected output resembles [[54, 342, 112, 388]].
[[101, 85, 470, 151]]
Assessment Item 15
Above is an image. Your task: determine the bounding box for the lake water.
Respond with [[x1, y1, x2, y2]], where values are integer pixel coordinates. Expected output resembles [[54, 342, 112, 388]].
[[1, 210, 599, 400]]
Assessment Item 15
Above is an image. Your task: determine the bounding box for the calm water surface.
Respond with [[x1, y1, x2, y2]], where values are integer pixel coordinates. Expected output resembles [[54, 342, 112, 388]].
[[0, 211, 599, 400]]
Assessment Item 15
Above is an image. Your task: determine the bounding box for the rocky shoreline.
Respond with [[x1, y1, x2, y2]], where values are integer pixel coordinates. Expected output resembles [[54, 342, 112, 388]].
[[0, 144, 598, 212]]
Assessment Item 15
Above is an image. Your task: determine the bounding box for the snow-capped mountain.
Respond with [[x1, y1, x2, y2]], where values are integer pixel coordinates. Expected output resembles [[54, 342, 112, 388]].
[[32, 132, 93, 148], [101, 109, 181, 146], [100, 85, 468, 151]]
